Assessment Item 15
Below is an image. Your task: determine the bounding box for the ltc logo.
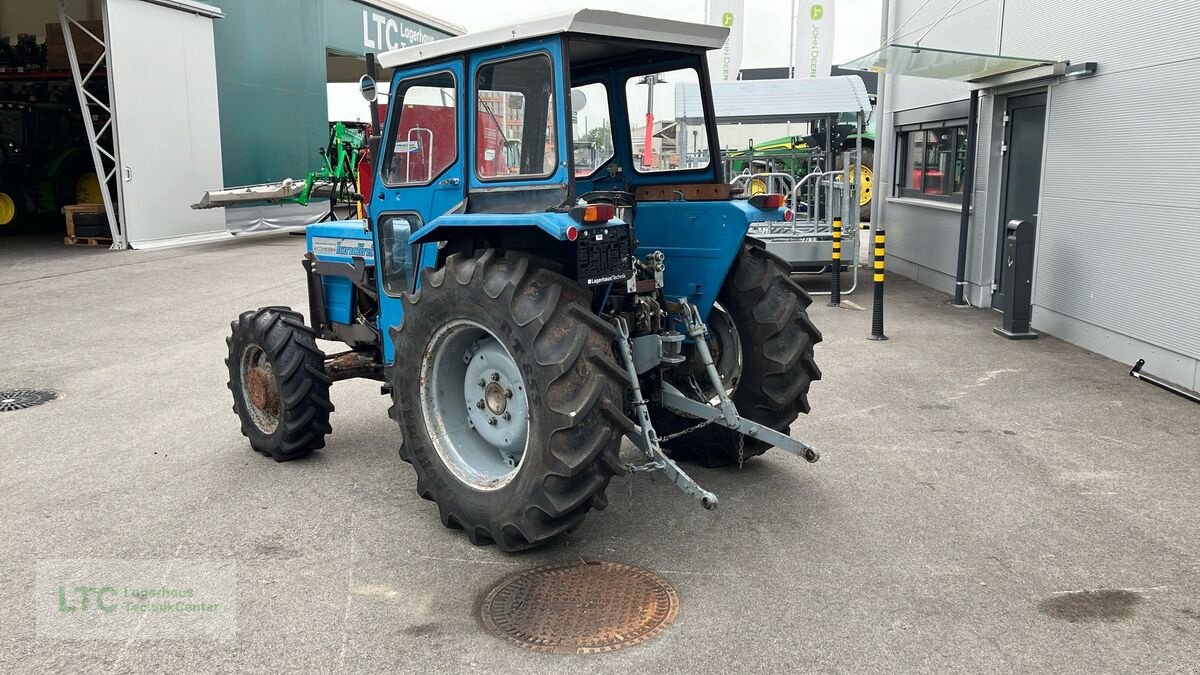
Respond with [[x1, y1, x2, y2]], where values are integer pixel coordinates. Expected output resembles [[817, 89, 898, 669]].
[[811, 4, 825, 20], [58, 586, 118, 613], [721, 12, 734, 27]]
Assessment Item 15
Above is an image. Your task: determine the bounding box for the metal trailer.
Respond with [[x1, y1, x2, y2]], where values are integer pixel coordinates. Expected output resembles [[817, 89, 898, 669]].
[[676, 77, 872, 282]]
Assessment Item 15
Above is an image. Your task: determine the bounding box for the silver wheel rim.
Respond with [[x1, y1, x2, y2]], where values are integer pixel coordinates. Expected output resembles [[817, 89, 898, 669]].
[[239, 344, 281, 434], [420, 319, 530, 491]]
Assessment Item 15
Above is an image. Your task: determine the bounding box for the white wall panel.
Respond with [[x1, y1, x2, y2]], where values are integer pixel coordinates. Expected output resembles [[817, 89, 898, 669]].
[[107, 0, 225, 248]]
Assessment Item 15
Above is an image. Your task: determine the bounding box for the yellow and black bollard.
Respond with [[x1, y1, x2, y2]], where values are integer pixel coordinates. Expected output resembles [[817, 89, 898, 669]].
[[828, 218, 842, 307], [868, 227, 888, 341]]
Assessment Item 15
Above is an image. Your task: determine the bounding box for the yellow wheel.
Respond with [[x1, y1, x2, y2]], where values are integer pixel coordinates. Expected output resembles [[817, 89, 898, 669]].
[[75, 173, 103, 205], [0, 192, 14, 225], [834, 147, 875, 221], [750, 177, 767, 196], [858, 164, 873, 207]]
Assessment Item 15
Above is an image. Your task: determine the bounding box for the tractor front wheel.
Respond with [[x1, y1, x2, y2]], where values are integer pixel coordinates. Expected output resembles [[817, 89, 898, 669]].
[[389, 250, 626, 552], [226, 307, 334, 461], [661, 241, 822, 467]]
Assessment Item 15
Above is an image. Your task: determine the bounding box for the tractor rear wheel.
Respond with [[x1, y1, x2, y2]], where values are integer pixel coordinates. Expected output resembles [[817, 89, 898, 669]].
[[388, 250, 626, 552], [226, 307, 334, 461], [661, 241, 822, 467], [837, 147, 874, 222]]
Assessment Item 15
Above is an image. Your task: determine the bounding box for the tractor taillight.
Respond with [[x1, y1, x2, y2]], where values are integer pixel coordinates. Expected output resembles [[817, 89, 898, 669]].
[[582, 204, 615, 223], [758, 194, 785, 209], [566, 226, 579, 241], [784, 209, 793, 222]]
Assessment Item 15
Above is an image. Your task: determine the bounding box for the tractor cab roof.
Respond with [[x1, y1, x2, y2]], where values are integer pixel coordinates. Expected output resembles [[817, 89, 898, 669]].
[[377, 9, 729, 70]]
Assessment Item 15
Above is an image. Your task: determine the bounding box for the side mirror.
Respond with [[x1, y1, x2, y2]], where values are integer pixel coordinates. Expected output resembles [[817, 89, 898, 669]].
[[358, 74, 378, 103]]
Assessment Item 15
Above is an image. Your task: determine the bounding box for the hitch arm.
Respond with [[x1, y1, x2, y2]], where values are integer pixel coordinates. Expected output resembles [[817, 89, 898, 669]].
[[674, 299, 820, 464], [660, 385, 819, 463], [613, 318, 719, 510]]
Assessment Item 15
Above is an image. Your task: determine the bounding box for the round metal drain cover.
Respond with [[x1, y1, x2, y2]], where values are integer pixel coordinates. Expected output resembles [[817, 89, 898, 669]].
[[481, 560, 679, 654], [0, 389, 57, 412]]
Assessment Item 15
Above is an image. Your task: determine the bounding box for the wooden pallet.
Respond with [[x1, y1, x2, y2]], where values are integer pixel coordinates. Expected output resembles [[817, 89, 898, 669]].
[[63, 235, 113, 247]]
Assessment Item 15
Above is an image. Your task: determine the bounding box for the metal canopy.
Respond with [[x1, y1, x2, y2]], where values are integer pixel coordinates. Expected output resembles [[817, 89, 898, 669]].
[[378, 9, 728, 69], [841, 43, 1065, 87], [675, 76, 871, 125]]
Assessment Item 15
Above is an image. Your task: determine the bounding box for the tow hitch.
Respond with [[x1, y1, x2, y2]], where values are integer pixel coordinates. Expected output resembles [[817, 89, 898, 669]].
[[613, 299, 821, 508]]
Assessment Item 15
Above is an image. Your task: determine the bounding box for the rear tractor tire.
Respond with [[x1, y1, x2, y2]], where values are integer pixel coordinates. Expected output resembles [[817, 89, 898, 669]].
[[661, 241, 822, 467], [226, 307, 334, 461], [388, 250, 627, 552]]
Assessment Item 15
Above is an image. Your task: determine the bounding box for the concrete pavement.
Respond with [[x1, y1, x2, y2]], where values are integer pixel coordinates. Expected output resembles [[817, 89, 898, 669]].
[[1, 232, 1197, 672]]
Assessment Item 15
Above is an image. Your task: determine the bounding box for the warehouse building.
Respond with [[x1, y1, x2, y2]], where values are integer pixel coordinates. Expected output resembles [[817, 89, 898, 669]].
[[853, 1, 1200, 391], [0, 0, 459, 248]]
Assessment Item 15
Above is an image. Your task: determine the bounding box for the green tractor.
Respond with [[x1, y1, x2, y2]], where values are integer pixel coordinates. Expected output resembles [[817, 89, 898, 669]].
[[0, 101, 100, 228], [729, 123, 874, 221]]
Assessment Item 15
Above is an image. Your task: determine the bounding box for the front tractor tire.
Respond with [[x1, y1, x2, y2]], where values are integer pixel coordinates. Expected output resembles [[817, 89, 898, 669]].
[[226, 307, 334, 461], [389, 250, 626, 552], [663, 242, 823, 467]]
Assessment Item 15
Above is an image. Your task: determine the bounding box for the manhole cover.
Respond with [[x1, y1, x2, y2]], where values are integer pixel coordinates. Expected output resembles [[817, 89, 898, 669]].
[[481, 560, 679, 654], [0, 389, 57, 412]]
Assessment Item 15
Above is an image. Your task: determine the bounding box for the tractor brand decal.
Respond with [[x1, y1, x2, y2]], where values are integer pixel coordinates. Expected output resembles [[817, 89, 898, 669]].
[[312, 237, 375, 260]]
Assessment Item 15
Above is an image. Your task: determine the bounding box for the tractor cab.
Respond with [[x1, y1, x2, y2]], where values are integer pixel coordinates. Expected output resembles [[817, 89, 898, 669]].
[[308, 10, 789, 364], [231, 11, 820, 552]]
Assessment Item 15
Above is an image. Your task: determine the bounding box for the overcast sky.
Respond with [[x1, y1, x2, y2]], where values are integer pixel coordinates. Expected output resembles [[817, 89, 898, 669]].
[[398, 0, 886, 65]]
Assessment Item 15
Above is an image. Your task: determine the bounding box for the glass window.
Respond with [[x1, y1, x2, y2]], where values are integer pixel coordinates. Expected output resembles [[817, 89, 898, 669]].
[[570, 82, 613, 177], [377, 214, 420, 296], [898, 122, 967, 201], [626, 68, 708, 172], [475, 54, 557, 179], [383, 71, 457, 187]]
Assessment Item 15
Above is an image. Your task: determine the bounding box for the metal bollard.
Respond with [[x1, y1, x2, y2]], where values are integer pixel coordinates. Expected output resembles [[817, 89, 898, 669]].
[[868, 228, 888, 341], [828, 218, 842, 307]]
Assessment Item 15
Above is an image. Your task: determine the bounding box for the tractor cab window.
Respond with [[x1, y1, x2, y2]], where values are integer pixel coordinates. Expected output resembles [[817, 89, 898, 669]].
[[569, 82, 613, 177], [626, 68, 709, 173], [383, 70, 457, 187], [475, 54, 557, 179], [376, 214, 420, 296]]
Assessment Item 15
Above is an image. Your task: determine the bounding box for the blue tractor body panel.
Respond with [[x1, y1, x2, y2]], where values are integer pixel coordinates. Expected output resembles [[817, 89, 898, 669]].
[[634, 201, 786, 317], [307, 220, 374, 325]]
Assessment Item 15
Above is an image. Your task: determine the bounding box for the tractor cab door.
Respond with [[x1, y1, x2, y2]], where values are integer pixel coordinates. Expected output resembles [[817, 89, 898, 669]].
[[373, 58, 465, 365]]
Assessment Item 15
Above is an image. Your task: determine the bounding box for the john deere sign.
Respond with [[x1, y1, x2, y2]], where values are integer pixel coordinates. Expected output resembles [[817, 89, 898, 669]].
[[325, 0, 452, 55], [795, 1, 836, 78]]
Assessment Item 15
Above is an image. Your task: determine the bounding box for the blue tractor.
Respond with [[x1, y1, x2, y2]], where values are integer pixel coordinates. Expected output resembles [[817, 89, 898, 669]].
[[226, 10, 823, 551]]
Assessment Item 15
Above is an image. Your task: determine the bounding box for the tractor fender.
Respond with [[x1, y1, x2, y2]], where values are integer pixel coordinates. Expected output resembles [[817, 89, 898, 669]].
[[409, 211, 596, 245]]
